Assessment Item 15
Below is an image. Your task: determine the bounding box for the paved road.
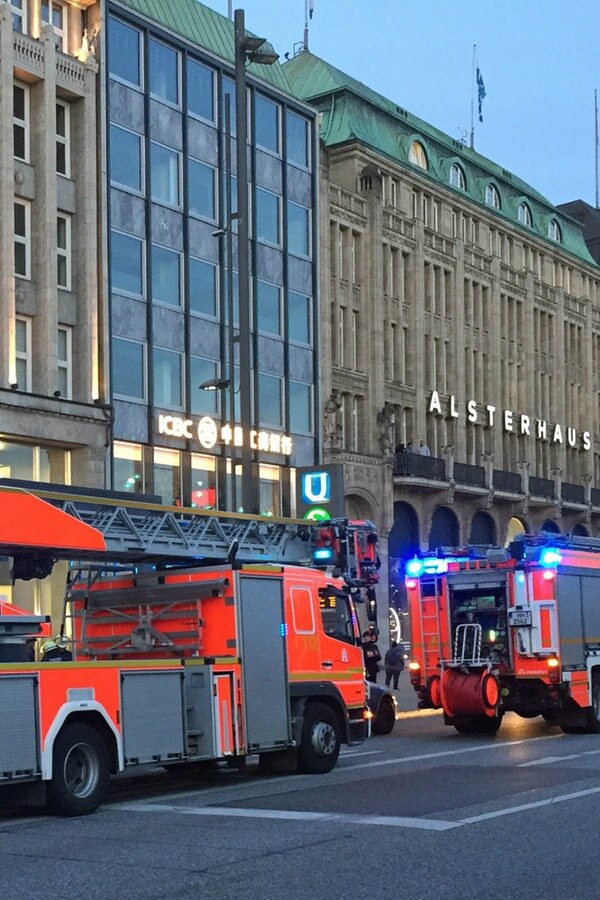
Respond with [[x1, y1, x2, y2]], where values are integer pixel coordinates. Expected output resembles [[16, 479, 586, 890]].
[[2, 702, 600, 900]]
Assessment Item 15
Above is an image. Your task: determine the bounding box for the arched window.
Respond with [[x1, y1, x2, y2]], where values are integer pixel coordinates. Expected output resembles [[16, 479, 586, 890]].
[[485, 183, 501, 209], [408, 140, 428, 170], [518, 202, 532, 227], [449, 163, 466, 190], [548, 219, 562, 242]]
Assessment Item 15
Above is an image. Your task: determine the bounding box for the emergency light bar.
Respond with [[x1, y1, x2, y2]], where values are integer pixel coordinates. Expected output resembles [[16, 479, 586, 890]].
[[405, 557, 448, 577], [538, 548, 561, 567], [313, 547, 334, 563]]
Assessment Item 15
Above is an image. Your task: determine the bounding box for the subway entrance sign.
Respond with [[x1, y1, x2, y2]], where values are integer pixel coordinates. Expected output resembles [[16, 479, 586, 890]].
[[296, 465, 345, 520]]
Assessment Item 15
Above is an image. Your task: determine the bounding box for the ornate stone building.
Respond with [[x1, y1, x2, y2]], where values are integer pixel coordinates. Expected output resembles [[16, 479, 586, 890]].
[[284, 51, 600, 630]]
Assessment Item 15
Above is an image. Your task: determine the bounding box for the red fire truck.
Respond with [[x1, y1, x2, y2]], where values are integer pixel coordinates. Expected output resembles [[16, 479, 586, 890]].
[[0, 485, 379, 816], [407, 533, 600, 735]]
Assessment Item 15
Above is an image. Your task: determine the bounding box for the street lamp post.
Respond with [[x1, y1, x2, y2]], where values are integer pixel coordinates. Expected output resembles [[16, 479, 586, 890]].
[[234, 7, 278, 515]]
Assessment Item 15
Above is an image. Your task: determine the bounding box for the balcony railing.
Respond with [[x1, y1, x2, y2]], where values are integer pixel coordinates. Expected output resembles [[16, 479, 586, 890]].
[[561, 482, 585, 504], [529, 476, 555, 499], [493, 469, 522, 493], [393, 453, 446, 480], [592, 488, 600, 507], [453, 462, 486, 488]]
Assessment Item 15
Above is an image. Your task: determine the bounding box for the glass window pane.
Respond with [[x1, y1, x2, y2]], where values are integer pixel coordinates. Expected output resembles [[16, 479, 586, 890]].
[[288, 201, 309, 256], [14, 202, 25, 236], [286, 111, 308, 168], [15, 319, 26, 352], [113, 338, 144, 398], [149, 39, 179, 105], [222, 78, 236, 136], [188, 158, 215, 220], [289, 381, 311, 432], [255, 95, 279, 153], [256, 188, 279, 245], [110, 124, 141, 191], [191, 454, 217, 508], [189, 258, 217, 316], [257, 280, 281, 335], [288, 291, 310, 344], [108, 17, 141, 86], [152, 244, 181, 306], [111, 231, 143, 295], [191, 356, 218, 415], [114, 448, 144, 494], [187, 59, 214, 122], [154, 347, 182, 407], [258, 373, 282, 428], [0, 442, 34, 481], [151, 142, 180, 206], [153, 448, 181, 505]]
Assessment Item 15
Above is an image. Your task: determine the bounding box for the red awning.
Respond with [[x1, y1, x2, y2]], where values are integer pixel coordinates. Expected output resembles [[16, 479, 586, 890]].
[[0, 488, 106, 555]]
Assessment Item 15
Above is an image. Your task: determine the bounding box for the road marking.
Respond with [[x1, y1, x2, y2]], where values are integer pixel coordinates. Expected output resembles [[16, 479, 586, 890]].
[[113, 801, 456, 831], [459, 784, 600, 824], [340, 749, 382, 758], [518, 748, 600, 767], [396, 709, 442, 719]]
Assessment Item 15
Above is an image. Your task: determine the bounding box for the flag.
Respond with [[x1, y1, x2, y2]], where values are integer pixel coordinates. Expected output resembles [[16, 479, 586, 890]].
[[309, 0, 314, 19], [476, 66, 486, 123]]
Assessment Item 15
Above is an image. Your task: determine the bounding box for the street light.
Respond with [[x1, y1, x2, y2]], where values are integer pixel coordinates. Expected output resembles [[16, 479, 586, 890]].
[[234, 8, 278, 515], [199, 378, 231, 392]]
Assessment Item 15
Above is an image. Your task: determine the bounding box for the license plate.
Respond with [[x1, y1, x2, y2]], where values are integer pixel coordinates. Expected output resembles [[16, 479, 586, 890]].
[[509, 609, 532, 627]]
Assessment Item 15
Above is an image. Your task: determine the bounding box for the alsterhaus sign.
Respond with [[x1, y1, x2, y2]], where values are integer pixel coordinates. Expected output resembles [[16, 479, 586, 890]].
[[428, 391, 591, 451]]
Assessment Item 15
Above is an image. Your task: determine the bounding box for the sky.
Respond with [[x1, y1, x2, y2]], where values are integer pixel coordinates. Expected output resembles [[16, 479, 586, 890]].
[[201, 0, 600, 208]]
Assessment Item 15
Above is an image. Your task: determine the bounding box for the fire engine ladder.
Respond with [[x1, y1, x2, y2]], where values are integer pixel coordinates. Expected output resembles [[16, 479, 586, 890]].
[[419, 582, 443, 672]]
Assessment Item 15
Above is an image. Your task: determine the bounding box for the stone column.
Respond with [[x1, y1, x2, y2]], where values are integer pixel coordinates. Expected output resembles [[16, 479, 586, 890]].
[[0, 6, 14, 386]]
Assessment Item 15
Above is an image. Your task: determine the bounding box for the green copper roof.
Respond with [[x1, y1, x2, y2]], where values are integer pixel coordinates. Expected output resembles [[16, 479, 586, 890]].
[[111, 0, 291, 92], [284, 52, 596, 266]]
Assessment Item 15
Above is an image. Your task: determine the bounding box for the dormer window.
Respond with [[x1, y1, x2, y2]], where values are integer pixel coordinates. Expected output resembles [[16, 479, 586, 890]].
[[518, 202, 532, 227], [485, 183, 500, 209], [548, 219, 562, 243], [449, 163, 466, 190], [408, 140, 428, 170]]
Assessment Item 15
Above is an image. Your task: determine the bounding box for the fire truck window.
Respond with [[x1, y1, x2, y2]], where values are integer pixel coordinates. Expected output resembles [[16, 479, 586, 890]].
[[450, 587, 508, 664], [290, 587, 316, 634], [319, 588, 354, 645]]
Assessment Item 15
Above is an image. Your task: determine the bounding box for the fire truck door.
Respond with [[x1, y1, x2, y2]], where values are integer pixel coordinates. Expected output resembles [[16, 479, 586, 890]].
[[237, 574, 291, 751], [213, 673, 235, 756], [556, 574, 585, 667]]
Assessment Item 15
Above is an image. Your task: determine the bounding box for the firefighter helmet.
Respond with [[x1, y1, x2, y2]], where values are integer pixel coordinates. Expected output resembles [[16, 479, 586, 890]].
[[54, 634, 69, 648], [41, 640, 57, 654]]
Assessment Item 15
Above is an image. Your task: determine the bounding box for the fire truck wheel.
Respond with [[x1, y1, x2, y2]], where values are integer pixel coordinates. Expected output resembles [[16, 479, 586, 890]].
[[453, 713, 502, 734], [297, 702, 341, 774], [47, 724, 110, 817], [371, 695, 396, 735]]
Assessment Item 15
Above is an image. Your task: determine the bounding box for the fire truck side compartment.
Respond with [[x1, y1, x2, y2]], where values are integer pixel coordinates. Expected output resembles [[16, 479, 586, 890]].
[[0, 676, 39, 778], [556, 569, 600, 667], [120, 670, 186, 764], [237, 574, 291, 751]]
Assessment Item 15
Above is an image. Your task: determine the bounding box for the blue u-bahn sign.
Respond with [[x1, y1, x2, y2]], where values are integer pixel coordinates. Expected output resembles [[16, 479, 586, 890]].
[[296, 465, 345, 520]]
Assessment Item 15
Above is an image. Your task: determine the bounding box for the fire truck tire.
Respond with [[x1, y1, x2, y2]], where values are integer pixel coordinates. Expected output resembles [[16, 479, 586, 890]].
[[47, 724, 110, 817], [453, 713, 503, 734], [297, 702, 341, 774]]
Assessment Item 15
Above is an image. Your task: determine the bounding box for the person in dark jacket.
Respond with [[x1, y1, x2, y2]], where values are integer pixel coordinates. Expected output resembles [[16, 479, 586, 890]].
[[362, 631, 381, 683], [41, 636, 72, 661], [384, 640, 405, 689]]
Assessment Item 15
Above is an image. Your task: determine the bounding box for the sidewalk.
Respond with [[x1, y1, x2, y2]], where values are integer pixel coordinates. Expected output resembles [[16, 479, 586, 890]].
[[377, 672, 442, 719]]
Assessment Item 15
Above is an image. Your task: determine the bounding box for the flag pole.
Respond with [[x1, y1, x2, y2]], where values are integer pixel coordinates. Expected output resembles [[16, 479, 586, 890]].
[[304, 0, 309, 51], [595, 88, 599, 209], [470, 44, 476, 149]]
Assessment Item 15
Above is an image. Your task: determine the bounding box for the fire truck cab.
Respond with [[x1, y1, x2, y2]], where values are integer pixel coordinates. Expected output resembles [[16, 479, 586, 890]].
[[407, 533, 600, 735]]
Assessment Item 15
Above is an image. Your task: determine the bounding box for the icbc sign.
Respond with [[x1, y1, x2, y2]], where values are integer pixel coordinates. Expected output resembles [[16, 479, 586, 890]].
[[156, 414, 292, 455]]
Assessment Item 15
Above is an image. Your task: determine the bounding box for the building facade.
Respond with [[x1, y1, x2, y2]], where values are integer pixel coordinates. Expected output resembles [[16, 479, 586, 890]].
[[104, 0, 320, 516], [284, 51, 600, 634]]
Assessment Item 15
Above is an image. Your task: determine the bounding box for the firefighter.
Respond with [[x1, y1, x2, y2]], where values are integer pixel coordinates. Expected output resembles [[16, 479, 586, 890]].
[[41, 636, 72, 661], [362, 630, 381, 683]]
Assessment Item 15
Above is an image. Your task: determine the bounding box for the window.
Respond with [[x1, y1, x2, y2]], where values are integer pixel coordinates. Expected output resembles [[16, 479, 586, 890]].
[[450, 163, 466, 190], [151, 244, 181, 307], [114, 441, 144, 494], [56, 100, 70, 176], [112, 337, 145, 399], [255, 95, 280, 154], [191, 454, 217, 509], [258, 373, 282, 428], [149, 39, 179, 106], [57, 325, 72, 399], [153, 447, 181, 506], [257, 280, 281, 335], [13, 82, 28, 162], [221, 78, 237, 136], [151, 141, 180, 207], [258, 464, 280, 517], [41, 1, 67, 52], [109, 124, 142, 192], [10, 0, 26, 32], [154, 347, 182, 408], [108, 17, 142, 87], [318, 586, 354, 645], [256, 188, 280, 245], [189, 258, 217, 317], [188, 158, 216, 220], [289, 381, 312, 433], [111, 231, 144, 296], [187, 59, 215, 122], [518, 202, 532, 227], [56, 215, 71, 289], [191, 356, 218, 415], [15, 316, 31, 392], [408, 140, 428, 169], [287, 201, 310, 256], [14, 200, 30, 278], [485, 184, 501, 208], [548, 219, 562, 243], [286, 111, 309, 168], [288, 291, 311, 344]]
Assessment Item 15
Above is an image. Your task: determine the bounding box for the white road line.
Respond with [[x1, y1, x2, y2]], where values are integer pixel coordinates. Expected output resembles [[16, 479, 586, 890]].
[[518, 748, 600, 767], [459, 784, 600, 824], [340, 749, 382, 758], [113, 801, 457, 831]]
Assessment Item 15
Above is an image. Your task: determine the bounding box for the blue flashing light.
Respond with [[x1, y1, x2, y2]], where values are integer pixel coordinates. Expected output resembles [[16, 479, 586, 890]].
[[422, 558, 448, 575], [516, 571, 526, 584], [313, 547, 334, 562], [539, 548, 562, 568], [280, 623, 288, 637], [406, 558, 424, 577]]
